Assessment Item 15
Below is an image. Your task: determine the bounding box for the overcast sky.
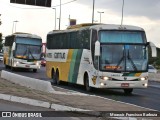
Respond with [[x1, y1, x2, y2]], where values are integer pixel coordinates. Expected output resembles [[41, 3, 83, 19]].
[[0, 0, 160, 47]]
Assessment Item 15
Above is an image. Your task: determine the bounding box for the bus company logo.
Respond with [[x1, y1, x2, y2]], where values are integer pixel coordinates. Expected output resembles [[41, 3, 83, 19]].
[[54, 52, 66, 59], [92, 76, 97, 85], [124, 77, 127, 80], [2, 112, 11, 117]]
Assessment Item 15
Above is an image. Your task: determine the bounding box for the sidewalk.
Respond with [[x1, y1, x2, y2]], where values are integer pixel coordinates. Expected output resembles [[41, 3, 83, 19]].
[[0, 75, 159, 119]]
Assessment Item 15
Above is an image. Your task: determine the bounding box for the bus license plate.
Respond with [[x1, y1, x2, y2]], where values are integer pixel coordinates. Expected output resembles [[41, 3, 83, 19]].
[[25, 65, 30, 68], [121, 83, 129, 87]]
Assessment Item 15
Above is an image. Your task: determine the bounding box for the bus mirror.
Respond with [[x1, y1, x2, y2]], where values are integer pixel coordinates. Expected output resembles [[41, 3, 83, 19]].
[[12, 42, 16, 51], [13, 50, 15, 56], [95, 40, 100, 56], [149, 42, 157, 57]]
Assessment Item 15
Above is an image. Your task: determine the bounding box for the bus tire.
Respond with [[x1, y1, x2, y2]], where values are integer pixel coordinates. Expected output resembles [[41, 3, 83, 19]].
[[5, 65, 8, 69], [33, 69, 37, 73], [124, 88, 133, 95], [84, 73, 92, 92], [51, 70, 57, 84], [11, 67, 15, 71], [55, 71, 60, 85], [4, 60, 8, 69]]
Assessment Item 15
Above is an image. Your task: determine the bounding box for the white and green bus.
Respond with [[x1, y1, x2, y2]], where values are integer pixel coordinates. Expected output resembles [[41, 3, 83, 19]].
[[3, 32, 42, 72], [46, 24, 157, 94]]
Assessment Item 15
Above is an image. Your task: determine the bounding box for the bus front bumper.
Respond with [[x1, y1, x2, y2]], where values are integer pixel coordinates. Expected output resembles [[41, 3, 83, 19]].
[[13, 62, 41, 69], [96, 80, 148, 89]]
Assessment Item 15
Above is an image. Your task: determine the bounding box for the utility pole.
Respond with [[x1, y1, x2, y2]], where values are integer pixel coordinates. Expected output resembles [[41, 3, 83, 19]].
[[92, 0, 95, 24], [52, 8, 57, 30], [121, 0, 124, 26], [59, 0, 61, 30]]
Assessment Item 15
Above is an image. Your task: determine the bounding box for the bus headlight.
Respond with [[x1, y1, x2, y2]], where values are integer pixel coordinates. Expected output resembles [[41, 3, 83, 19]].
[[100, 76, 111, 80], [14, 61, 19, 66], [140, 77, 147, 81], [36, 62, 39, 66]]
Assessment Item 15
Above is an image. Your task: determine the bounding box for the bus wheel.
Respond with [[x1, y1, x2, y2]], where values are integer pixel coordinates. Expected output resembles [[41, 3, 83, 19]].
[[84, 74, 92, 92], [5, 65, 8, 69], [33, 69, 37, 73], [124, 88, 133, 95], [51, 70, 57, 84], [11, 67, 15, 71], [55, 71, 60, 85]]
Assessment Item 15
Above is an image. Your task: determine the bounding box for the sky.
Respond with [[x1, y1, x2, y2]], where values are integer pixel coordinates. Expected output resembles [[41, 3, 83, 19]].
[[0, 0, 160, 47]]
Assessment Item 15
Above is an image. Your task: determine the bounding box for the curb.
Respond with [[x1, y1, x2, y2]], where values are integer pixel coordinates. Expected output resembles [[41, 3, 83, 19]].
[[0, 70, 89, 96], [0, 93, 90, 111], [1, 70, 55, 93], [0, 93, 138, 119]]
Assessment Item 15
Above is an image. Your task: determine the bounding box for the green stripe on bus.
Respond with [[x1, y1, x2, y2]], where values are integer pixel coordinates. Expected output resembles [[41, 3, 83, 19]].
[[72, 49, 83, 83], [68, 49, 83, 83], [122, 73, 136, 76], [68, 50, 77, 82]]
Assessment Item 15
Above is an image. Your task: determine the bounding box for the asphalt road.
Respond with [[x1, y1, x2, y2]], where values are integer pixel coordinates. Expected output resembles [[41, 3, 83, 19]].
[[0, 62, 50, 81], [0, 62, 160, 111]]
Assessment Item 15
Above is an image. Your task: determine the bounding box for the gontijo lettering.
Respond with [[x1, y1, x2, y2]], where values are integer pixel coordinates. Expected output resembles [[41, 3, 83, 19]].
[[54, 52, 65, 59]]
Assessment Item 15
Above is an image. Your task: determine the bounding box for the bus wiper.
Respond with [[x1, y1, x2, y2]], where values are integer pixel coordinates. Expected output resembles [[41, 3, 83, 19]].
[[127, 50, 137, 71], [28, 48, 35, 60], [114, 50, 125, 71], [23, 49, 27, 56]]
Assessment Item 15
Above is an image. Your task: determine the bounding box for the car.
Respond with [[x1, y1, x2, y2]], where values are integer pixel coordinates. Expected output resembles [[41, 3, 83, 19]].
[[41, 57, 46, 67], [0, 53, 3, 61], [148, 65, 157, 73]]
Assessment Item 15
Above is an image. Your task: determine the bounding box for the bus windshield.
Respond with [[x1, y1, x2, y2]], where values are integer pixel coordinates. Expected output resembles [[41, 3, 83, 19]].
[[100, 44, 148, 72], [15, 44, 41, 60], [98, 30, 148, 72], [99, 30, 146, 43]]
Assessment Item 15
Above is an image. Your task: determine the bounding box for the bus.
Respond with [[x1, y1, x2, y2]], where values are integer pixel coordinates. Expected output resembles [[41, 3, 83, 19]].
[[3, 32, 42, 72], [46, 23, 157, 94]]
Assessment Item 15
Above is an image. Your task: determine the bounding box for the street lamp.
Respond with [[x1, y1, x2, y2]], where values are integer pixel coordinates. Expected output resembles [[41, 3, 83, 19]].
[[97, 11, 104, 23], [12, 20, 19, 34], [59, 0, 61, 30], [121, 0, 124, 26], [52, 8, 57, 30]]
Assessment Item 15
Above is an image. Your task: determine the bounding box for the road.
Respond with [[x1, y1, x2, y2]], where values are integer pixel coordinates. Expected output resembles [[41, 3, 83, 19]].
[[0, 62, 160, 111]]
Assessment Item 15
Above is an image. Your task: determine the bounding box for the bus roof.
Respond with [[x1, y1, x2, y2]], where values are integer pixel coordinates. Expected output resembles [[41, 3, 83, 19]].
[[48, 24, 145, 35], [90, 24, 144, 31], [6, 32, 42, 39]]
